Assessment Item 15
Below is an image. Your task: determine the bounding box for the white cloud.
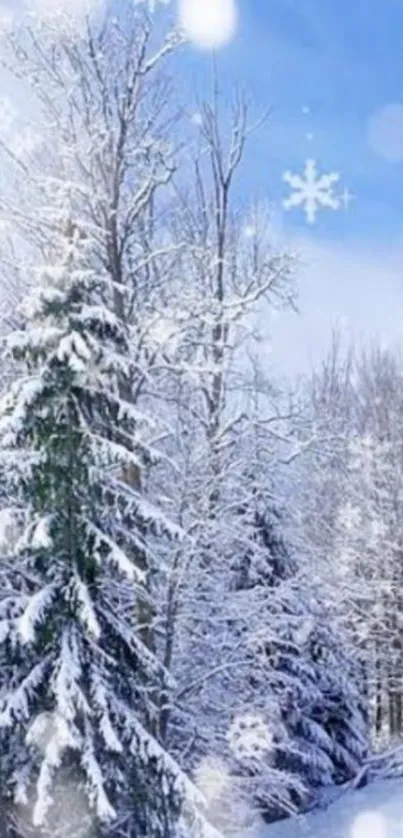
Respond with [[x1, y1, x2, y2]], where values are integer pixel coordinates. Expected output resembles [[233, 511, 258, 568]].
[[177, 0, 238, 50], [265, 232, 403, 379]]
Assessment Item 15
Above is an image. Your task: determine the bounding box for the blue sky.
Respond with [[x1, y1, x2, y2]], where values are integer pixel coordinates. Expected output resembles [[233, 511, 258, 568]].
[[172, 0, 403, 244], [166, 0, 403, 378], [2, 0, 403, 377]]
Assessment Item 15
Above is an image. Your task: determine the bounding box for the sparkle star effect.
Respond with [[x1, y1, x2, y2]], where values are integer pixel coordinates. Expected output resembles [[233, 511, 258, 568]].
[[283, 158, 341, 224], [340, 187, 354, 209]]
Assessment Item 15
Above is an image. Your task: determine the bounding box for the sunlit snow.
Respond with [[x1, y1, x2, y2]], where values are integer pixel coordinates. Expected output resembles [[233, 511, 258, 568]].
[[258, 780, 403, 838], [350, 811, 387, 838]]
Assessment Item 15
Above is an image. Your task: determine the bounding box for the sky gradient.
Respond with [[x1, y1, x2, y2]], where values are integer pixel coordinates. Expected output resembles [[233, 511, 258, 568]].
[[1, 0, 403, 378], [175, 0, 403, 241], [169, 0, 403, 379]]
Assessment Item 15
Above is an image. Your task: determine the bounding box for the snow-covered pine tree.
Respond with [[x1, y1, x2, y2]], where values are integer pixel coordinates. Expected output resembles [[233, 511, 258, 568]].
[[231, 491, 324, 820], [0, 10, 233, 838], [0, 217, 192, 838], [305, 606, 369, 786], [234, 485, 368, 822]]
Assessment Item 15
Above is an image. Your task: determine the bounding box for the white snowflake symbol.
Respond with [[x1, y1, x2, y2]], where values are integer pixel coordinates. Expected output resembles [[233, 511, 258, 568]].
[[133, 0, 170, 12], [227, 714, 273, 762], [283, 159, 341, 224]]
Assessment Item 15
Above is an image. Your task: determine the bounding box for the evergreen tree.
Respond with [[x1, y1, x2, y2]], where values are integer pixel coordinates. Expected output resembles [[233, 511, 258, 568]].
[[235, 501, 369, 822], [0, 220, 190, 838], [307, 610, 369, 786]]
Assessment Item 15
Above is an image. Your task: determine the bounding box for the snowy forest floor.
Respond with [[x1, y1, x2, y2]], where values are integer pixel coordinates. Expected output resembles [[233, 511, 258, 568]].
[[259, 778, 403, 838]]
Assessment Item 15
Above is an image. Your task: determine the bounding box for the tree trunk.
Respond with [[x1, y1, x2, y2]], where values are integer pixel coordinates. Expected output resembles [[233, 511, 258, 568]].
[[374, 643, 383, 735]]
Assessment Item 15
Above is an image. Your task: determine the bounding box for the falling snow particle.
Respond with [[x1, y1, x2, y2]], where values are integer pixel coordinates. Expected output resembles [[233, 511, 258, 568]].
[[295, 617, 315, 646], [194, 756, 231, 803], [191, 111, 203, 126], [0, 96, 16, 136], [283, 158, 341, 224], [13, 127, 42, 161], [243, 224, 256, 239], [0, 9, 13, 35]]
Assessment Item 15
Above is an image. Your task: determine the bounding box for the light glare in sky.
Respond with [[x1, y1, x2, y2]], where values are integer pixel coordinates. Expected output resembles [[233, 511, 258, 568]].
[[177, 0, 238, 50]]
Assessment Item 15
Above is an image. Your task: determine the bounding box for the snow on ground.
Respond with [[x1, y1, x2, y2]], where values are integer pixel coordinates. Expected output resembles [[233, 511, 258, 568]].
[[259, 779, 403, 838]]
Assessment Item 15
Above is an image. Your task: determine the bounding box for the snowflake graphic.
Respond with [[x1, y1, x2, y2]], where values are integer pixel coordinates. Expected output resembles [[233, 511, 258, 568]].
[[283, 158, 341, 224], [133, 0, 170, 12], [227, 713, 273, 762]]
